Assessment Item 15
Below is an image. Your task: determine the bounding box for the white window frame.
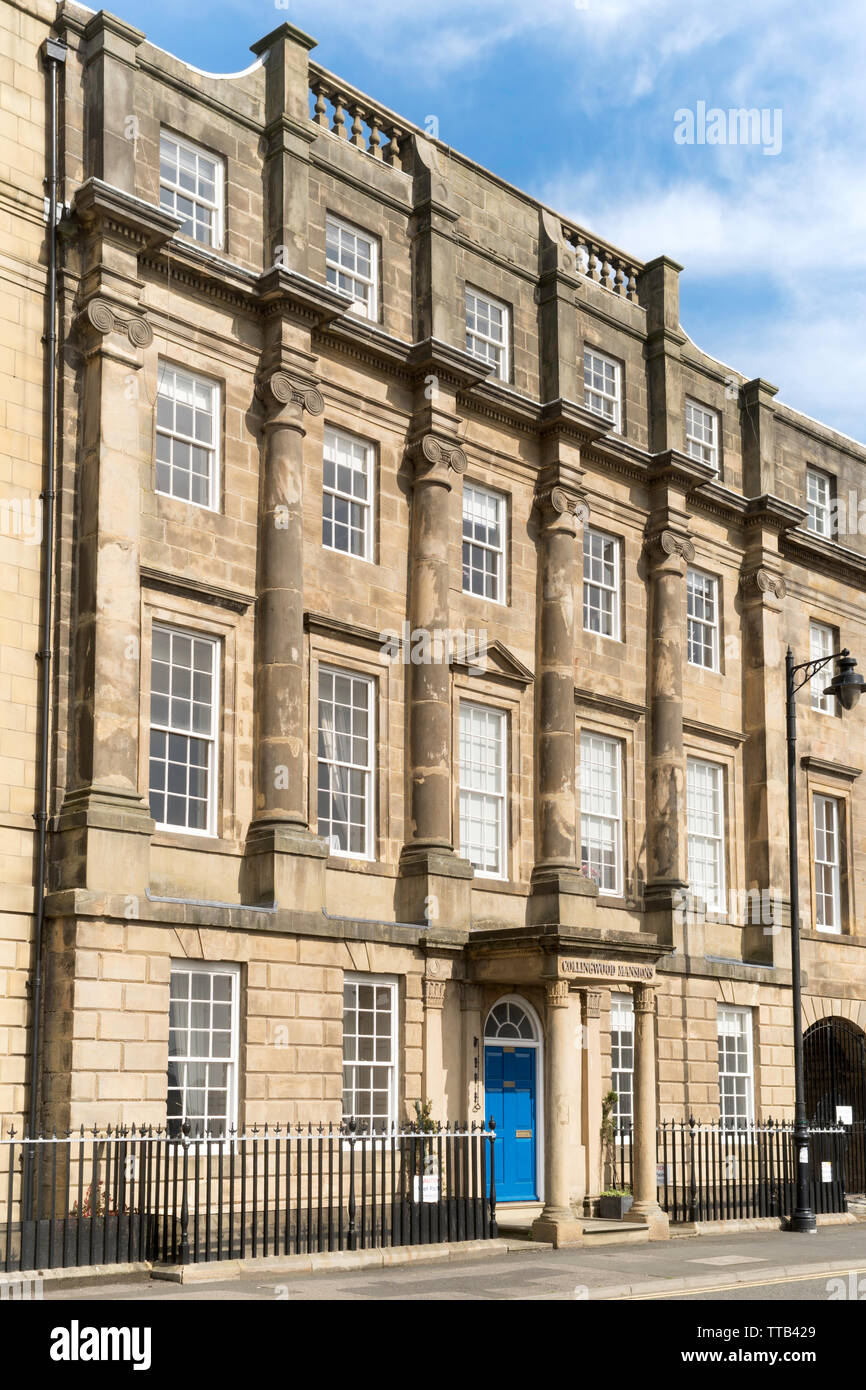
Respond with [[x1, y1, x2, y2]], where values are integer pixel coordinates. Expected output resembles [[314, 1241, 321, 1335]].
[[717, 1006, 755, 1127], [149, 625, 220, 838], [583, 528, 621, 639], [685, 398, 719, 471], [806, 467, 834, 538], [326, 214, 379, 321], [167, 960, 240, 1141], [159, 130, 224, 250], [462, 482, 506, 603], [687, 567, 720, 671], [317, 666, 376, 861], [155, 363, 220, 511], [610, 992, 634, 1135], [322, 427, 374, 562], [579, 731, 623, 897], [583, 347, 622, 430], [813, 794, 842, 933], [459, 701, 507, 880], [810, 621, 837, 715], [342, 973, 398, 1131], [686, 757, 726, 914], [465, 286, 510, 381]]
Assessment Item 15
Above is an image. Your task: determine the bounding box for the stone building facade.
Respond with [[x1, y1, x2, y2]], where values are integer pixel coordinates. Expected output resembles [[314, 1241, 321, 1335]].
[[2, 0, 866, 1241]]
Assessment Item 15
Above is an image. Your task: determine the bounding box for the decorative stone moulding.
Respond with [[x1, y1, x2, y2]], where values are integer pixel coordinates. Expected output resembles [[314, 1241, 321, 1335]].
[[258, 371, 325, 416], [644, 528, 696, 563], [739, 566, 787, 600], [534, 481, 590, 526], [84, 297, 153, 347], [418, 434, 467, 474]]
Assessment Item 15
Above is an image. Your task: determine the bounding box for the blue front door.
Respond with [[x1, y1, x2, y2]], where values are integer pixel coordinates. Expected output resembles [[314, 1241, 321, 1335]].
[[485, 1045, 538, 1201]]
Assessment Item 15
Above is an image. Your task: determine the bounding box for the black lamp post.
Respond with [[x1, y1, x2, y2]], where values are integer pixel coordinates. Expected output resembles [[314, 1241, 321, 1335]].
[[785, 646, 864, 1233]]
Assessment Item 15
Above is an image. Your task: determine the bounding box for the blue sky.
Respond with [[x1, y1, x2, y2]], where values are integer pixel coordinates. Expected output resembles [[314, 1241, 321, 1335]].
[[109, 0, 866, 442]]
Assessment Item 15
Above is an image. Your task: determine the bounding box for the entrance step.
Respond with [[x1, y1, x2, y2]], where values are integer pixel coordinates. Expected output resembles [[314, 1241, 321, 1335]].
[[495, 1205, 650, 1245]]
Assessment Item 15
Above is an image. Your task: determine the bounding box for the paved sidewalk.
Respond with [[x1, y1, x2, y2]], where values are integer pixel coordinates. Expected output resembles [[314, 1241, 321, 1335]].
[[41, 1223, 866, 1301]]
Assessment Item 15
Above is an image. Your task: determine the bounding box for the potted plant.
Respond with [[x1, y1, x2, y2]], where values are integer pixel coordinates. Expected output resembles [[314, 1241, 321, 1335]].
[[597, 1089, 634, 1218]]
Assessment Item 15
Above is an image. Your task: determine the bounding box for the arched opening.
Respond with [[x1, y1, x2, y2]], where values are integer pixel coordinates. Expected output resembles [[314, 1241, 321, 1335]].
[[483, 995, 543, 1204], [804, 1016, 866, 1193]]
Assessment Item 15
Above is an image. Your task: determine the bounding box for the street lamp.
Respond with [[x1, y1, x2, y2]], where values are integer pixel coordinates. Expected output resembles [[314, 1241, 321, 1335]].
[[785, 646, 864, 1233]]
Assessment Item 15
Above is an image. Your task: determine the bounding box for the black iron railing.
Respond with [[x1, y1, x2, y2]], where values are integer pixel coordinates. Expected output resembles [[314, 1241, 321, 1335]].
[[656, 1118, 848, 1223], [1, 1119, 498, 1274]]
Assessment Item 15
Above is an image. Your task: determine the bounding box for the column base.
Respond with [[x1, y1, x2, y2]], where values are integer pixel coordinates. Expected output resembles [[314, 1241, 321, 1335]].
[[527, 865, 598, 928], [531, 1208, 584, 1248], [54, 786, 154, 894], [396, 845, 473, 929], [625, 1201, 671, 1240], [241, 821, 328, 909]]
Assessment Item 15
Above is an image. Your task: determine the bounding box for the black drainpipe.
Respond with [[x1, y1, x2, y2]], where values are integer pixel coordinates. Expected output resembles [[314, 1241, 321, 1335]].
[[27, 36, 67, 1156]]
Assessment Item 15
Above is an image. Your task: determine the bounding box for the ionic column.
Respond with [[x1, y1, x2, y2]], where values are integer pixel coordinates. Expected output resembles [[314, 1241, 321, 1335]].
[[397, 436, 473, 926], [625, 985, 670, 1238], [243, 371, 328, 907], [529, 464, 596, 927], [644, 529, 694, 918], [422, 975, 447, 1118], [531, 981, 583, 1247]]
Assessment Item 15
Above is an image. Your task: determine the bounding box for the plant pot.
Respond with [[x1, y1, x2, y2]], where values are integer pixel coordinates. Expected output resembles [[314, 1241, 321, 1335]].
[[598, 1194, 633, 1220]]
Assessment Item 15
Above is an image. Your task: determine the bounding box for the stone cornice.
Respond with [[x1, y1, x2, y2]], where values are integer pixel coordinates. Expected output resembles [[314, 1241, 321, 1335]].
[[458, 379, 542, 433], [800, 755, 862, 782], [692, 479, 749, 522], [683, 718, 746, 747], [257, 264, 354, 324], [72, 178, 181, 251], [407, 337, 494, 390], [304, 611, 386, 651], [744, 493, 806, 532], [539, 398, 612, 445], [141, 567, 255, 614], [315, 314, 414, 377], [647, 448, 718, 493], [782, 528, 866, 590], [575, 688, 646, 722]]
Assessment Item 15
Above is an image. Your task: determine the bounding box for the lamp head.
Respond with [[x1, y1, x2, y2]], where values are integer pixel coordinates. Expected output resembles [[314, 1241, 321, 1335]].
[[823, 651, 865, 712]]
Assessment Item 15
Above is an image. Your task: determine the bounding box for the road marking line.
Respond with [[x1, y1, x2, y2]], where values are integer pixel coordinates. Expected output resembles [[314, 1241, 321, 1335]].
[[618, 1266, 862, 1300]]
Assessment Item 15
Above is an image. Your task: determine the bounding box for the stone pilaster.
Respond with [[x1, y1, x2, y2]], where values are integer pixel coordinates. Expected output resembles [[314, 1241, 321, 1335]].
[[250, 22, 318, 273], [529, 458, 598, 926], [422, 973, 447, 1116], [242, 370, 329, 908], [538, 209, 581, 402], [581, 987, 604, 1211], [740, 379, 779, 497], [531, 980, 583, 1247], [461, 984, 484, 1123], [408, 141, 462, 345], [55, 183, 179, 894], [639, 257, 686, 455], [396, 430, 473, 927], [81, 10, 144, 190], [624, 985, 669, 1239]]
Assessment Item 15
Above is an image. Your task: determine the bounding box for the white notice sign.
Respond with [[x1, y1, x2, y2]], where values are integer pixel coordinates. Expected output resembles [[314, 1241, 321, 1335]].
[[836, 1106, 853, 1125], [821, 1161, 833, 1183], [413, 1174, 440, 1203]]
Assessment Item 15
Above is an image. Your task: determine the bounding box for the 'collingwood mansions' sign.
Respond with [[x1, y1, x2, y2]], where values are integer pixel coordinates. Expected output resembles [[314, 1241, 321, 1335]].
[[559, 958, 657, 984]]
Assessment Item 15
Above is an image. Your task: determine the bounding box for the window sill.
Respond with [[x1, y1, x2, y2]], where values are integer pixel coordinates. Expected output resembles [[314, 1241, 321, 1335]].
[[151, 831, 239, 855]]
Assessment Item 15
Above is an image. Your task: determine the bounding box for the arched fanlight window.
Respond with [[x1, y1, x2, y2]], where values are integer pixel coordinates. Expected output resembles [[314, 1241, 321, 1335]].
[[484, 999, 537, 1042]]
